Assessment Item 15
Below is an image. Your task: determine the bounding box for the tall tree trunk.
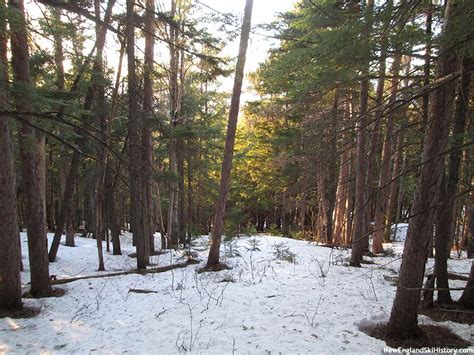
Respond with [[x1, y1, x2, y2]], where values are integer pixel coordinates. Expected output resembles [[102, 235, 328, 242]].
[[385, 130, 403, 242], [103, 41, 125, 257], [387, 0, 458, 338], [0, 0, 22, 309], [127, 0, 147, 269], [9, 0, 52, 297], [48, 0, 115, 261], [45, 149, 55, 231], [92, 0, 111, 271], [350, 0, 373, 266], [434, 55, 471, 303], [206, 0, 253, 268], [372, 53, 402, 254], [167, 0, 180, 249], [143, 0, 155, 255], [333, 143, 350, 245], [350, 80, 369, 265], [344, 97, 357, 246], [326, 92, 339, 244], [366, 3, 390, 239]]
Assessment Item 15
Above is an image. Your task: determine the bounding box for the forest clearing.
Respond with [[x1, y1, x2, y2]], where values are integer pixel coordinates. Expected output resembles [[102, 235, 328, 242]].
[[0, 0, 474, 353]]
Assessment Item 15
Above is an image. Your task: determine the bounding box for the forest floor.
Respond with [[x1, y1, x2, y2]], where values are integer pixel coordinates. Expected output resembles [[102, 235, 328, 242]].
[[1, 229, 473, 354]]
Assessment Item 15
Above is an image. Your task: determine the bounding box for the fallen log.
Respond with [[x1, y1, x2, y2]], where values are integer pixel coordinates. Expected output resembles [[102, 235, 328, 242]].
[[128, 288, 158, 294], [426, 272, 470, 281], [50, 258, 201, 285]]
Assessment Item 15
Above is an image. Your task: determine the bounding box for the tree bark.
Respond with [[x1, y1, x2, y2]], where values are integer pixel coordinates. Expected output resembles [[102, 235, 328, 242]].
[[142, 0, 155, 255], [206, 0, 253, 267], [127, 0, 147, 269], [10, 0, 52, 297], [0, 0, 22, 309]]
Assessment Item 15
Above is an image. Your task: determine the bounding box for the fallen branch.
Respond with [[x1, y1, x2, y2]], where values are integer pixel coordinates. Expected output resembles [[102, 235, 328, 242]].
[[50, 258, 200, 285], [426, 273, 470, 281], [128, 288, 158, 294]]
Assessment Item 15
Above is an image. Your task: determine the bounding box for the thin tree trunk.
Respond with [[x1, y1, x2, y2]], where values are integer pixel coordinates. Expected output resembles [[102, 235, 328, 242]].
[[366, 4, 390, 239], [372, 53, 402, 254], [167, 0, 180, 249], [350, 79, 369, 266], [385, 130, 402, 242], [92, 0, 112, 271], [326, 92, 339, 244], [45, 149, 55, 231], [333, 143, 349, 245], [9, 0, 52, 297], [350, 0, 374, 266], [206, 0, 253, 268], [105, 167, 121, 255]]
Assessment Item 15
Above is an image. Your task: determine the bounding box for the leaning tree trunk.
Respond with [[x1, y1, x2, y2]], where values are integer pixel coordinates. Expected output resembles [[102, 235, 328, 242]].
[[206, 0, 254, 268], [48, 0, 115, 261], [0, 0, 22, 309], [433, 55, 471, 303], [9, 0, 52, 297], [387, 0, 458, 338], [126, 0, 147, 269]]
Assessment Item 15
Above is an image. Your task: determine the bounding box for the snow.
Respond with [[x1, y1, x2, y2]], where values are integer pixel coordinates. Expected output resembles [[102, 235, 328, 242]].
[[1, 232, 473, 354]]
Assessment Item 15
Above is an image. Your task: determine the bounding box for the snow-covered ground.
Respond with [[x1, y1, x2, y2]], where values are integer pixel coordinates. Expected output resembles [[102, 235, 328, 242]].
[[1, 231, 472, 354]]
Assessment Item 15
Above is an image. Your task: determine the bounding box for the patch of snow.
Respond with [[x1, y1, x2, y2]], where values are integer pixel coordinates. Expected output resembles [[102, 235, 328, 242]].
[[1, 233, 472, 354], [391, 223, 408, 242]]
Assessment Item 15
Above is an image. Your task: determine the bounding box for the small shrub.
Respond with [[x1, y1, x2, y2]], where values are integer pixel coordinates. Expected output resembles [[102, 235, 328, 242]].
[[224, 239, 241, 258], [245, 237, 261, 252], [272, 242, 296, 263]]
